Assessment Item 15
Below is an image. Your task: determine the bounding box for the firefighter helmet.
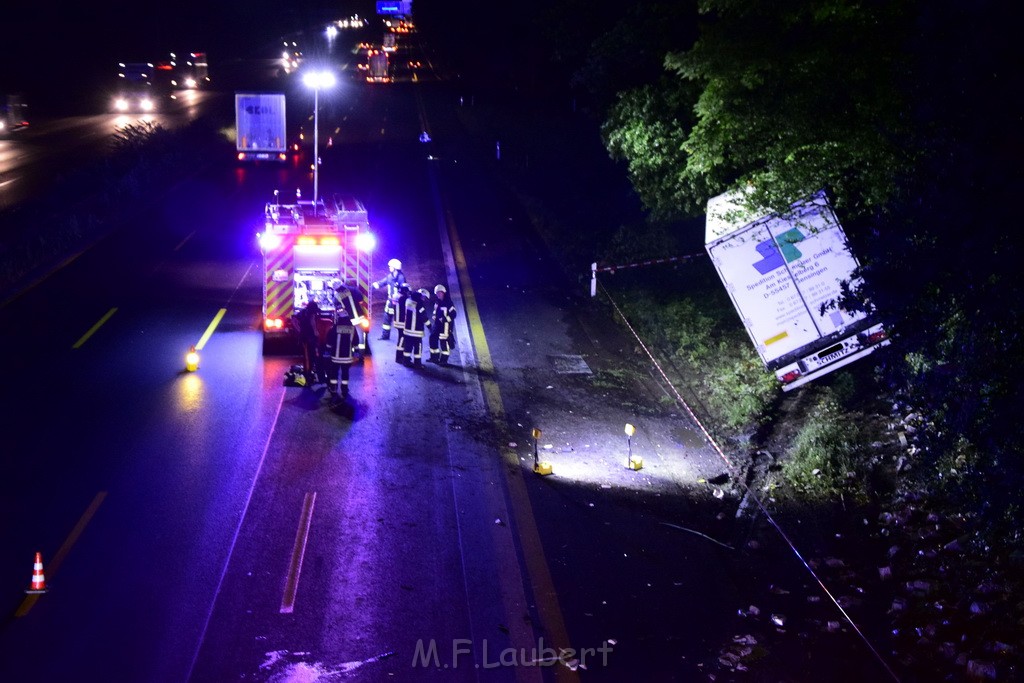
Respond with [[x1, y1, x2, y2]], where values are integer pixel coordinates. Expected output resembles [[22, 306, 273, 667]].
[[418, 288, 430, 298], [433, 284, 447, 295], [399, 282, 412, 293], [388, 258, 402, 270]]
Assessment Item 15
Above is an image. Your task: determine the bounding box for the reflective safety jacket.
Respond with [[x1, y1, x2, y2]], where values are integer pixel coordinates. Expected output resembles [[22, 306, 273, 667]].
[[333, 286, 362, 326], [431, 299, 457, 338], [350, 287, 369, 323], [372, 270, 407, 303], [327, 318, 355, 365], [394, 288, 411, 331], [403, 293, 430, 338]]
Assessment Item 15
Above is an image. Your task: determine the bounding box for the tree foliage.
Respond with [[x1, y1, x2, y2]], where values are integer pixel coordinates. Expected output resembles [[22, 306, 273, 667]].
[[605, 0, 917, 219], [599, 0, 1023, 470]]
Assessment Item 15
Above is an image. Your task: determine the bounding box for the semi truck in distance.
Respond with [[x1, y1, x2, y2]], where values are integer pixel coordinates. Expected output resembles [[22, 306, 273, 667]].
[[367, 50, 390, 83], [155, 52, 210, 91], [235, 92, 287, 161], [705, 188, 889, 391], [113, 62, 158, 113]]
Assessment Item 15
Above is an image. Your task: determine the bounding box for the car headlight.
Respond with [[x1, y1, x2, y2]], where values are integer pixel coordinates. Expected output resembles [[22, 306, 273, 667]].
[[141, 98, 154, 111], [115, 98, 129, 111]]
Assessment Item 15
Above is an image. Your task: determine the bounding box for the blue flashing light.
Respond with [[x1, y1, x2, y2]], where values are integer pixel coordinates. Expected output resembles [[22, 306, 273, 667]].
[[259, 232, 283, 251], [355, 232, 377, 253]]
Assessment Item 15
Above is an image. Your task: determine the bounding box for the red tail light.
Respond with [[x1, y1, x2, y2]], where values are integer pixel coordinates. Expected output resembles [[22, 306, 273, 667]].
[[865, 330, 889, 345], [780, 369, 801, 384]]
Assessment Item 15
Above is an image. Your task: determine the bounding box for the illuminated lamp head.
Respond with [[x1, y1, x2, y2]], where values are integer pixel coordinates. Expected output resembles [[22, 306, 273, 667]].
[[355, 232, 376, 253], [259, 233, 283, 251]]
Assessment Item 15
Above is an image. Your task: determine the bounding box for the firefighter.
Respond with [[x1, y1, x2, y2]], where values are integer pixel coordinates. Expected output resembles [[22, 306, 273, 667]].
[[401, 288, 431, 367], [326, 310, 356, 399], [332, 279, 366, 364], [393, 283, 412, 362], [331, 279, 360, 326], [345, 278, 370, 358], [428, 284, 457, 365], [293, 299, 322, 385], [371, 258, 406, 340]]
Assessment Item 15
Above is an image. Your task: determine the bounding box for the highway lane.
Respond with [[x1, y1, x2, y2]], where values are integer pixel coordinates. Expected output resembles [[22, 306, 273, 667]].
[[0, 23, 792, 683], [0, 54, 543, 683], [0, 92, 214, 209], [0, 146, 291, 680], [189, 74, 543, 681]]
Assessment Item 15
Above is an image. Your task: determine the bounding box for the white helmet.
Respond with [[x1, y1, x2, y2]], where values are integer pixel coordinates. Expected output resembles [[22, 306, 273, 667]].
[[418, 288, 430, 298], [388, 258, 402, 270], [433, 284, 447, 295]]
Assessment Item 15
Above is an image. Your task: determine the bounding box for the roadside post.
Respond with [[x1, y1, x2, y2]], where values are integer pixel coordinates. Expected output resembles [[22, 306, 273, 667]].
[[625, 423, 643, 470]]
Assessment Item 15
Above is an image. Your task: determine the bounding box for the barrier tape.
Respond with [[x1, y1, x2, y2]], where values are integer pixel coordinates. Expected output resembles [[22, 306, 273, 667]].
[[592, 278, 902, 683], [593, 251, 706, 274]]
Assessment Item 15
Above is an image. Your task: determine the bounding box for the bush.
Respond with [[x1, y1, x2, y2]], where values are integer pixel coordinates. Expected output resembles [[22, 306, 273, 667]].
[[617, 283, 778, 433], [778, 390, 869, 502], [702, 351, 779, 431]]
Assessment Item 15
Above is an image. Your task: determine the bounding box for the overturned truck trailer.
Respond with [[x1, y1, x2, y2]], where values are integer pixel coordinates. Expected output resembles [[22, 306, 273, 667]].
[[705, 189, 889, 391]]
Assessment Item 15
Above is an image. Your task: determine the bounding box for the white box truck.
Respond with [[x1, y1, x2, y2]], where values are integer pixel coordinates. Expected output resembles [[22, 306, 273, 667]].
[[367, 50, 390, 83], [705, 188, 889, 391], [235, 92, 287, 161]]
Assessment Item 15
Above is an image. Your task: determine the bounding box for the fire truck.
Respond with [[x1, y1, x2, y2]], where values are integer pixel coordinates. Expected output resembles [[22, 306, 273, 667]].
[[258, 194, 374, 354]]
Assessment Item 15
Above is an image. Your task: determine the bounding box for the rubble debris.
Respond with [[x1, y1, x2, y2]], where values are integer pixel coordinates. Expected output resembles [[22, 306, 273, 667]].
[[966, 660, 997, 680]]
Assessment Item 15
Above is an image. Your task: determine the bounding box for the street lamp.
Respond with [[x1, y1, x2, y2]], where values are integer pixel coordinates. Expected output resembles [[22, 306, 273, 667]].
[[302, 70, 337, 210]]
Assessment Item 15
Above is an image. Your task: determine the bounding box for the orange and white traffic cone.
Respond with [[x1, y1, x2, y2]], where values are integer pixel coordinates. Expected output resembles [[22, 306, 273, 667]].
[[26, 552, 47, 594]]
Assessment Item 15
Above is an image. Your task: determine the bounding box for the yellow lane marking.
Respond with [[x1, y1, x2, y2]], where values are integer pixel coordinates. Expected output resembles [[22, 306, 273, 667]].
[[195, 308, 227, 351], [16, 491, 107, 617], [446, 210, 579, 683], [280, 492, 317, 614], [72, 308, 118, 349]]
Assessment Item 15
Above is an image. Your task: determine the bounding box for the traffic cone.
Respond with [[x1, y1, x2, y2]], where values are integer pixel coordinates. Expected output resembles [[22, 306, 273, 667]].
[[26, 552, 47, 594]]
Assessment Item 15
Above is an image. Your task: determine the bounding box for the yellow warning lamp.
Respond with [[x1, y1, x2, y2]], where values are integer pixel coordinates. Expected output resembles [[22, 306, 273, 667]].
[[625, 423, 643, 470], [531, 428, 552, 476], [185, 346, 200, 372]]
